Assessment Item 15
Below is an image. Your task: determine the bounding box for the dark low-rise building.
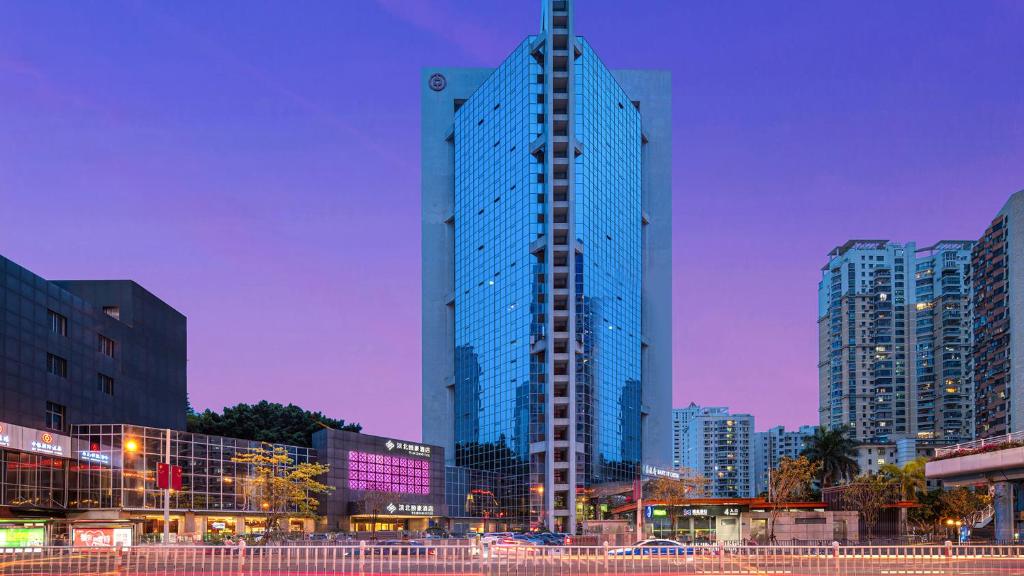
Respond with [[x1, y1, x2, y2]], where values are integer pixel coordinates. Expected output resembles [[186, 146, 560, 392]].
[[0, 254, 187, 432], [313, 429, 446, 533]]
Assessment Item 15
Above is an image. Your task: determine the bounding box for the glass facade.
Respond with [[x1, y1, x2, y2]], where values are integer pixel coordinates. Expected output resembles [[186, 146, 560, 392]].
[[452, 22, 644, 528], [574, 38, 643, 487], [453, 37, 545, 526], [1, 451, 66, 509], [68, 424, 313, 514]]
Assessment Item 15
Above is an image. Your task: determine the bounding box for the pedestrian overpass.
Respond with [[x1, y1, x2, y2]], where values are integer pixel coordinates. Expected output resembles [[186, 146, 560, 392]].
[[925, 432, 1024, 541]]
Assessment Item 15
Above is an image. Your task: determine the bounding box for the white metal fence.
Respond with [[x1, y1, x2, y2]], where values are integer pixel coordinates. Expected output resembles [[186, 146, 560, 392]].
[[2, 543, 1023, 575], [934, 429, 1024, 458]]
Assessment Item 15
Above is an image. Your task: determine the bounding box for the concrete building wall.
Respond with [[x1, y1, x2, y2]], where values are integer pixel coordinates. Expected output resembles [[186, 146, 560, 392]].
[[1007, 192, 1024, 433], [612, 69, 673, 469], [421, 67, 493, 460], [744, 510, 859, 543]]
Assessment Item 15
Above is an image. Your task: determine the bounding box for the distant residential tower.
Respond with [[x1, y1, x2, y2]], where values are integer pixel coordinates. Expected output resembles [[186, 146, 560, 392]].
[[817, 240, 974, 446]]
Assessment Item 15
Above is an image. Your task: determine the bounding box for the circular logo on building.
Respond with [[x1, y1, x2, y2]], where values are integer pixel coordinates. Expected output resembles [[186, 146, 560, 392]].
[[428, 73, 447, 92], [0, 424, 4, 434], [41, 432, 53, 444]]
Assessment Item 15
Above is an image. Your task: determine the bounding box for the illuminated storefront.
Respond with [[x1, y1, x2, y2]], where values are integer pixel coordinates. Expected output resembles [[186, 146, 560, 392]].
[[313, 430, 445, 532], [2, 420, 319, 543], [67, 424, 317, 541]]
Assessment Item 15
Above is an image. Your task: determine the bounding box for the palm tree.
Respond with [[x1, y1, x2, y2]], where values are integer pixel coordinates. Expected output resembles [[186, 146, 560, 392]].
[[879, 458, 927, 501], [800, 426, 860, 486]]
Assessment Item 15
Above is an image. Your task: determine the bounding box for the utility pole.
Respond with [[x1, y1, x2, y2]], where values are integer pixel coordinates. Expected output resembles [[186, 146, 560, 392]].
[[163, 428, 171, 544]]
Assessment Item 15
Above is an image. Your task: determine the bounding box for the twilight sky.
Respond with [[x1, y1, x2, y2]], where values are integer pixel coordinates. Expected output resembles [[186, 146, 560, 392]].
[[1, 1, 1022, 440]]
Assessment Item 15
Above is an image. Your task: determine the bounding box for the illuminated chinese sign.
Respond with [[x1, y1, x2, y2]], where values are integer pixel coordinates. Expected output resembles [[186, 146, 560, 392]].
[[642, 464, 681, 480], [384, 439, 432, 458], [79, 451, 110, 465], [348, 451, 430, 495], [0, 422, 70, 455], [30, 432, 67, 456], [385, 502, 435, 516]]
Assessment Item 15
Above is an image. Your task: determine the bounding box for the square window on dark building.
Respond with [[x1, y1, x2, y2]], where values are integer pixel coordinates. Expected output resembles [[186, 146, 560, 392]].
[[99, 334, 116, 358], [47, 353, 68, 378], [98, 373, 114, 395], [102, 306, 120, 320], [45, 401, 66, 431], [48, 309, 67, 336]]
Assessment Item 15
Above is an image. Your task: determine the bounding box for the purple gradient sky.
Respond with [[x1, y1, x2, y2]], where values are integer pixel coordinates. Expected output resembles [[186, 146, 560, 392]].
[[1, 1, 1022, 439]]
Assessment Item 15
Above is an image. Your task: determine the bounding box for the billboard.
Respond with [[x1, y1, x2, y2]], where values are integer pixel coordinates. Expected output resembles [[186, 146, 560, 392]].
[[72, 527, 133, 548], [0, 527, 45, 548]]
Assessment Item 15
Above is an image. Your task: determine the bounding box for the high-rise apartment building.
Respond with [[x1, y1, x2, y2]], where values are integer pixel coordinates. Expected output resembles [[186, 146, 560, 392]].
[[422, 0, 672, 531], [974, 191, 1024, 438], [751, 425, 816, 497], [817, 240, 974, 446], [674, 404, 754, 498]]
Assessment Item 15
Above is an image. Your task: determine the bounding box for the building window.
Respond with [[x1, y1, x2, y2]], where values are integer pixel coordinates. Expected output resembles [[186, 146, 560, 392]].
[[98, 334, 116, 358], [102, 306, 120, 320], [48, 309, 67, 336], [47, 353, 68, 378], [98, 373, 114, 395], [45, 402, 66, 431]]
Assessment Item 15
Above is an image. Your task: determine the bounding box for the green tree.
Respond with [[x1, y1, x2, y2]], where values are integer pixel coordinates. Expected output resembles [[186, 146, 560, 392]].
[[767, 457, 819, 544], [188, 401, 361, 447], [801, 426, 860, 486], [908, 489, 943, 535], [879, 458, 927, 501], [232, 445, 333, 543], [940, 487, 992, 526], [843, 474, 893, 542]]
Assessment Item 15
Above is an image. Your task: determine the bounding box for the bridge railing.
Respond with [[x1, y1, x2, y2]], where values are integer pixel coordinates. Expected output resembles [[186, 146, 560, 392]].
[[2, 542, 1023, 575], [934, 430, 1024, 458]]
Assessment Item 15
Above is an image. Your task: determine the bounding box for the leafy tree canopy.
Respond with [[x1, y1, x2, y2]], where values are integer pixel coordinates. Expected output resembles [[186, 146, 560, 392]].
[[801, 426, 860, 486], [188, 400, 361, 447], [232, 445, 333, 543]]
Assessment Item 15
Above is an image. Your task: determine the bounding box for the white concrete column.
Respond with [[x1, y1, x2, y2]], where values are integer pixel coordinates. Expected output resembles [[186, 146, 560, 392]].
[[993, 482, 1014, 542]]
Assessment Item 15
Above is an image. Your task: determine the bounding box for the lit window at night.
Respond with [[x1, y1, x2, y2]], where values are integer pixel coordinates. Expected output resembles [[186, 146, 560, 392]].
[[348, 451, 430, 495]]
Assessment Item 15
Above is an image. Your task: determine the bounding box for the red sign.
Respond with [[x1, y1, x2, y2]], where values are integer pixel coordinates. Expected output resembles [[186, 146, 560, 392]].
[[171, 465, 183, 490], [157, 463, 169, 489], [157, 463, 183, 490]]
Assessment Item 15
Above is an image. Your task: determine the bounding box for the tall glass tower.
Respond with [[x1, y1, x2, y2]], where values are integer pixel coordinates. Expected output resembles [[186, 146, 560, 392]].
[[422, 0, 672, 532]]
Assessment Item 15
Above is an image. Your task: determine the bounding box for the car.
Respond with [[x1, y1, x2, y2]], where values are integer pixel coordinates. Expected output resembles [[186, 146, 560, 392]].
[[480, 532, 515, 544], [607, 539, 706, 556], [511, 534, 545, 545]]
